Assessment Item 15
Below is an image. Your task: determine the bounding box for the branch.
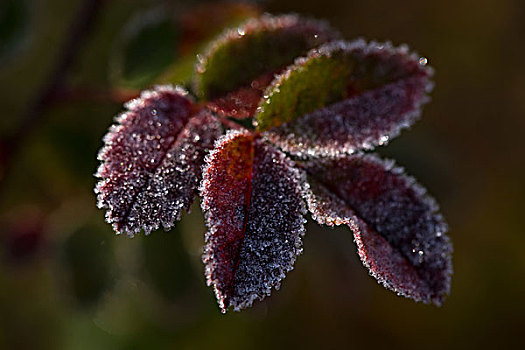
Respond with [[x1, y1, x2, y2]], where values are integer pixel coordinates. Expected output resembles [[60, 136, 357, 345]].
[[1, 0, 106, 186]]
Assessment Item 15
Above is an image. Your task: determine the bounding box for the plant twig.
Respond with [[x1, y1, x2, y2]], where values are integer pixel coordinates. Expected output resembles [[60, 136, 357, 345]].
[[0, 0, 106, 186]]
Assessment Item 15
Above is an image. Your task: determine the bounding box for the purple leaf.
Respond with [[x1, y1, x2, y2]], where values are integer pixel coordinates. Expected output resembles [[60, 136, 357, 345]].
[[95, 86, 222, 235], [200, 130, 306, 312], [258, 40, 433, 157], [301, 153, 452, 305]]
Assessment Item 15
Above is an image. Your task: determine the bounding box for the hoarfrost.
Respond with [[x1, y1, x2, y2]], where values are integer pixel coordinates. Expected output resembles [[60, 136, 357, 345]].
[[265, 76, 429, 157], [301, 153, 452, 305], [95, 86, 221, 235], [201, 131, 307, 312], [260, 39, 433, 157]]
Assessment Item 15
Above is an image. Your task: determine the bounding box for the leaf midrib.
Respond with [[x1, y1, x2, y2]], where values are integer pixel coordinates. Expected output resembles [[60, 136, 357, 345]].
[[223, 136, 256, 309], [117, 113, 193, 233]]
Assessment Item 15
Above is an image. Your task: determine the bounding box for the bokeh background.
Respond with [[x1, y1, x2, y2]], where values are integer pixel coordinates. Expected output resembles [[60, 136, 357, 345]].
[[1, 0, 524, 349]]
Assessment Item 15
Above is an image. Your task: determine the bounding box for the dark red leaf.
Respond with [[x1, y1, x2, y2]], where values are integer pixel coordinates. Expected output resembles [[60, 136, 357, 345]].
[[200, 130, 306, 312], [205, 73, 275, 119], [301, 154, 452, 305], [258, 40, 433, 156], [95, 86, 222, 235]]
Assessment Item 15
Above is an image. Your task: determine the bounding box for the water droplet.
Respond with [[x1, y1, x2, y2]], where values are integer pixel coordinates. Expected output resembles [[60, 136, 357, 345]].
[[237, 28, 245, 36], [419, 57, 428, 65], [379, 135, 389, 145]]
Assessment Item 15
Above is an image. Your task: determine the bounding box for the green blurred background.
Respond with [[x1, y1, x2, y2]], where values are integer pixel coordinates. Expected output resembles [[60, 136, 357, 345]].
[[1, 0, 524, 349]]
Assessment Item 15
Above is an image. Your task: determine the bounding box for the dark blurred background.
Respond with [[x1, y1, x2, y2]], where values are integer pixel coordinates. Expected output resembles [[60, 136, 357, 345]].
[[0, 0, 524, 349]]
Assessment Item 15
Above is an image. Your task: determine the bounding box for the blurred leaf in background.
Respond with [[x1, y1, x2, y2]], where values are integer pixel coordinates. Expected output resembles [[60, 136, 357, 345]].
[[110, 1, 260, 89], [109, 6, 180, 89], [0, 0, 31, 64], [139, 227, 194, 300], [60, 223, 115, 306]]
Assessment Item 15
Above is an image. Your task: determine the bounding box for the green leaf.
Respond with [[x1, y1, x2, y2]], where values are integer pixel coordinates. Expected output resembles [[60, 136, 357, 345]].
[[61, 225, 114, 305], [155, 1, 261, 86], [0, 0, 30, 63], [255, 40, 433, 132], [110, 9, 179, 89], [140, 228, 194, 300], [193, 14, 340, 100], [111, 3, 261, 89]]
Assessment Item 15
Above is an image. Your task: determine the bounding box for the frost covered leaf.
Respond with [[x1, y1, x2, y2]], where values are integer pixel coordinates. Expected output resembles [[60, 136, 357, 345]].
[[257, 40, 433, 157], [193, 14, 340, 118], [95, 86, 221, 235], [301, 154, 452, 305], [201, 131, 306, 312]]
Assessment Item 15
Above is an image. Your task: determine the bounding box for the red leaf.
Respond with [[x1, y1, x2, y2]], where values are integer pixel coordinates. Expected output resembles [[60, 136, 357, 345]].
[[302, 154, 452, 305], [205, 73, 275, 119], [261, 40, 433, 157], [95, 86, 221, 235], [201, 131, 306, 312]]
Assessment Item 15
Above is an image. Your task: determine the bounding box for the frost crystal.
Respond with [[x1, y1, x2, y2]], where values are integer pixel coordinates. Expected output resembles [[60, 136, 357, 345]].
[[301, 154, 452, 305], [201, 131, 306, 312], [265, 76, 429, 157], [258, 40, 433, 156], [95, 86, 221, 235]]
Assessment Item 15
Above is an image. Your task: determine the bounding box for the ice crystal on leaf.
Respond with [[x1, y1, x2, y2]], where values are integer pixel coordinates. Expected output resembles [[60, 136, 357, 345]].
[[301, 154, 452, 305], [257, 40, 433, 157], [95, 14, 452, 312], [95, 86, 221, 235], [200, 131, 306, 312]]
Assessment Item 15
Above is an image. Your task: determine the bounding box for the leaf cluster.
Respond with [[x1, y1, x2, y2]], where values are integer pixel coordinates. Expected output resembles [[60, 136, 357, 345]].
[[95, 14, 451, 313]]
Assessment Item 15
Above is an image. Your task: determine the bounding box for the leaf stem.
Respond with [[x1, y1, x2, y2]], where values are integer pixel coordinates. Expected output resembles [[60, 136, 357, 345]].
[[218, 116, 247, 131]]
